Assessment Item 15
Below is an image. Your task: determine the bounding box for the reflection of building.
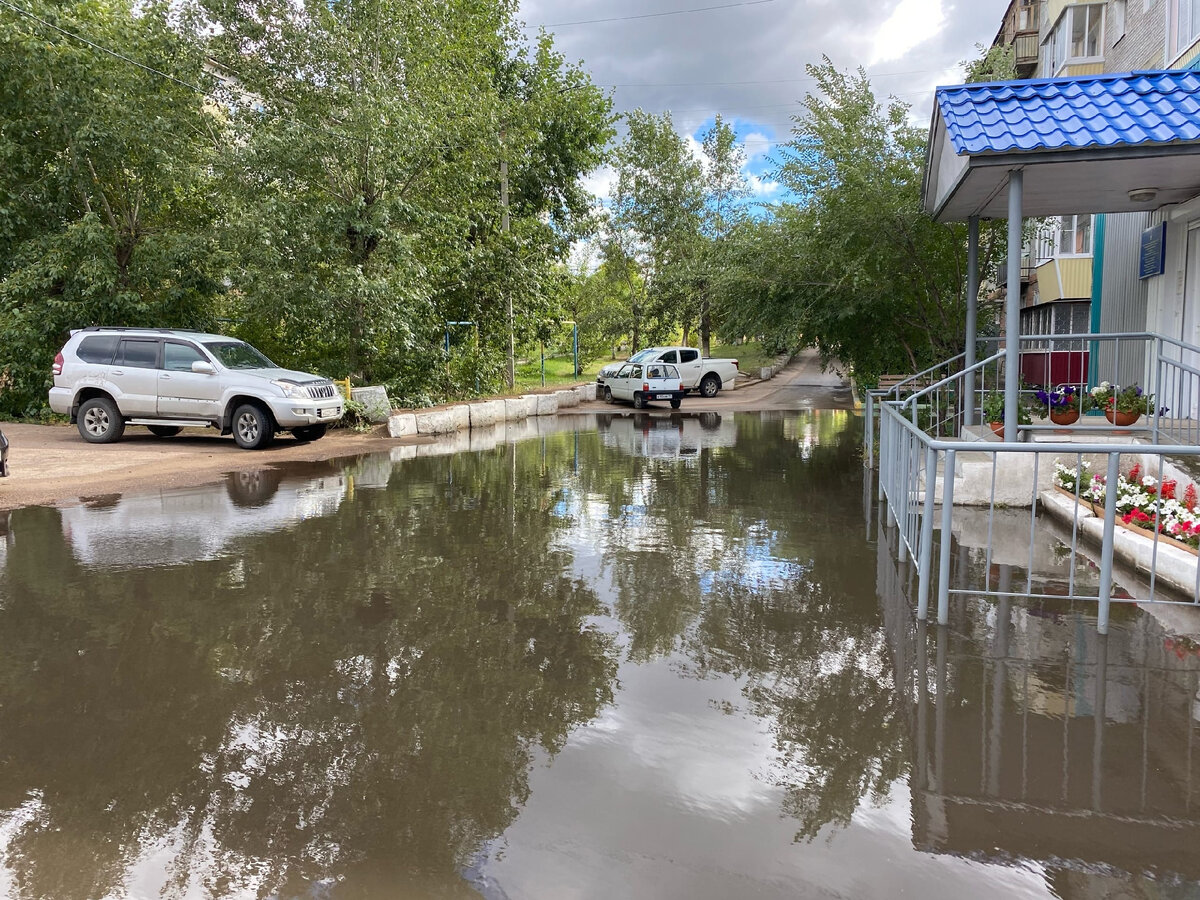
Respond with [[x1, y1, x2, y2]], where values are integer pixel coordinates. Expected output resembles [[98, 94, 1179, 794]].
[[597, 412, 737, 459], [60, 469, 348, 567], [875, 511, 1200, 891]]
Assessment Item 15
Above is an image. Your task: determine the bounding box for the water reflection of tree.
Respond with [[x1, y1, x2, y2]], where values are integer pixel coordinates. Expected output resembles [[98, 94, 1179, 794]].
[[587, 411, 908, 841], [0, 443, 617, 898]]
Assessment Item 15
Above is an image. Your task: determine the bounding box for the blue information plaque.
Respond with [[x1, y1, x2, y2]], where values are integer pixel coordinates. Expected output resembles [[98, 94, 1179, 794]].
[[1140, 223, 1166, 279]]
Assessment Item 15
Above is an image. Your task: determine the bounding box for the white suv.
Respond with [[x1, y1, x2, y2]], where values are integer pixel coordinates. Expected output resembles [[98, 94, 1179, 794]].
[[48, 328, 344, 449]]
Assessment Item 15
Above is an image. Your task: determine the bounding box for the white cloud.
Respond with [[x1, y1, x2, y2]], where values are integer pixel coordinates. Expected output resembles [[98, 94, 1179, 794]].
[[740, 131, 772, 163], [746, 174, 780, 198], [582, 165, 619, 202], [870, 0, 947, 65]]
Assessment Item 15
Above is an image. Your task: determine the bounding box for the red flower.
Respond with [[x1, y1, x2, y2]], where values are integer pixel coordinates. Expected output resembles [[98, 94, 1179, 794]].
[[1162, 480, 1177, 500], [1129, 463, 1142, 482]]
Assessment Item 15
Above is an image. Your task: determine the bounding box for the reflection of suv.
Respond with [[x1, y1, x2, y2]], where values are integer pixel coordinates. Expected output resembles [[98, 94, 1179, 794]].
[[48, 327, 344, 449]]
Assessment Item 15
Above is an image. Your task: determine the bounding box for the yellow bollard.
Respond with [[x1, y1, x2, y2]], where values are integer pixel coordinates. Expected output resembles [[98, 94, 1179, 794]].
[[334, 378, 352, 400]]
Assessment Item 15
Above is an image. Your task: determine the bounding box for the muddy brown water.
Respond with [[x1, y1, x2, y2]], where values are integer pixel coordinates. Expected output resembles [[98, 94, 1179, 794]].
[[1, 410, 1198, 898]]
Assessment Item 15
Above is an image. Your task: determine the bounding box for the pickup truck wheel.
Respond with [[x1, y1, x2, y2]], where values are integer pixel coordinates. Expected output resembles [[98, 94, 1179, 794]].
[[77, 397, 125, 444], [603, 386, 613, 403], [233, 403, 275, 450], [147, 425, 182, 437], [699, 374, 721, 398], [670, 398, 682, 410], [633, 392, 646, 410], [292, 424, 327, 443]]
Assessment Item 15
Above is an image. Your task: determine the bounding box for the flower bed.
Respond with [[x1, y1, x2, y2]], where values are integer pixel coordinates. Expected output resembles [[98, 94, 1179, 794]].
[[1052, 462, 1200, 553]]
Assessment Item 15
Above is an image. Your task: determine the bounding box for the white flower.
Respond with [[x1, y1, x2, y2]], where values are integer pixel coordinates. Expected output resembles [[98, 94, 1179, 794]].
[[1143, 476, 1158, 487]]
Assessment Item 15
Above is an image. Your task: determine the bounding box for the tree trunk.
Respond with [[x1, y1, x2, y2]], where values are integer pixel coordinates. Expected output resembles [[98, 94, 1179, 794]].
[[700, 299, 711, 356]]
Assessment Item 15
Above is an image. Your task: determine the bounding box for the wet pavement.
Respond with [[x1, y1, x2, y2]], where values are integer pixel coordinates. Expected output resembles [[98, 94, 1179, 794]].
[[1, 410, 1199, 898]]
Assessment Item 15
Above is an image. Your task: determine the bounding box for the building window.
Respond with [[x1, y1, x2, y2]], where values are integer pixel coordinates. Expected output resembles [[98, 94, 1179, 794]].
[[1042, 3, 1105, 75], [1173, 0, 1200, 58], [1058, 214, 1093, 255]]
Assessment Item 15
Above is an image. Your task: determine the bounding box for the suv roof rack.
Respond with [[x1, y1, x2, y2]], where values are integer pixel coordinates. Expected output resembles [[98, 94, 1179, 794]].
[[78, 326, 204, 334]]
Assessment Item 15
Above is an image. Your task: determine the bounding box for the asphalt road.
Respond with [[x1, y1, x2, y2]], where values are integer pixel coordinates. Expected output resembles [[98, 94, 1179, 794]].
[[0, 350, 854, 510]]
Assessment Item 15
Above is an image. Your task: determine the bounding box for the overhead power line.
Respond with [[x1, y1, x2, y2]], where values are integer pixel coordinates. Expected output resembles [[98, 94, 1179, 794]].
[[527, 0, 776, 29], [603, 68, 938, 88]]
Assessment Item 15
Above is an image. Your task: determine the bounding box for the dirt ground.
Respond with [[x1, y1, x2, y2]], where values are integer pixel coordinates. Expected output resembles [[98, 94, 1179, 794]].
[[0, 351, 854, 511]]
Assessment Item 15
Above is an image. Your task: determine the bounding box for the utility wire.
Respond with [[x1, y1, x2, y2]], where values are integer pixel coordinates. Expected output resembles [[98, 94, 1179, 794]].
[[528, 0, 776, 29], [603, 68, 938, 88]]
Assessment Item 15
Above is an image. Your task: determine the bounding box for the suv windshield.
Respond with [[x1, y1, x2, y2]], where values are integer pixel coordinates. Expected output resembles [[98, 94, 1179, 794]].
[[203, 341, 276, 370]]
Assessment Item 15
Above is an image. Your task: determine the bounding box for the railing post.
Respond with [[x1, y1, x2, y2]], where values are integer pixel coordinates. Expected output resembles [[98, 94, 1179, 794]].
[[879, 408, 888, 502], [1004, 169, 1023, 442], [1096, 452, 1121, 635], [917, 446, 937, 620], [1153, 336, 1163, 445], [866, 393, 875, 470], [937, 449, 956, 624]]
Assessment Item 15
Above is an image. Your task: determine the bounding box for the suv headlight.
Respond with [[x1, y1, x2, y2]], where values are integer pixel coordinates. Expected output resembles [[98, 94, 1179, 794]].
[[272, 380, 309, 400]]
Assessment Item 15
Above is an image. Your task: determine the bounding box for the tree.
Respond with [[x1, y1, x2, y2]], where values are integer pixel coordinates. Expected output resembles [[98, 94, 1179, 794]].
[[716, 57, 1008, 385], [205, 1, 611, 400], [608, 110, 704, 351], [0, 0, 224, 417], [693, 114, 749, 354]]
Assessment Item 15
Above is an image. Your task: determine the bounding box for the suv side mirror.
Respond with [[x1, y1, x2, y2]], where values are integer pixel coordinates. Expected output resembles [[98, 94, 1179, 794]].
[[192, 361, 216, 375]]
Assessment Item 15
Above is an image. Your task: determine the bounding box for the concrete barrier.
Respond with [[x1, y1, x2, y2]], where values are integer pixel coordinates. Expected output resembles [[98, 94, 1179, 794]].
[[350, 385, 392, 423], [387, 413, 417, 438], [554, 389, 579, 409], [415, 408, 462, 435], [467, 401, 497, 428], [504, 397, 530, 420], [526, 394, 558, 416]]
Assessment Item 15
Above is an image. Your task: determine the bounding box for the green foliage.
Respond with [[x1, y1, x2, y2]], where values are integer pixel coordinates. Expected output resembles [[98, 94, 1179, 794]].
[[0, 0, 612, 413], [607, 110, 705, 350], [0, 0, 224, 415], [981, 390, 1032, 425]]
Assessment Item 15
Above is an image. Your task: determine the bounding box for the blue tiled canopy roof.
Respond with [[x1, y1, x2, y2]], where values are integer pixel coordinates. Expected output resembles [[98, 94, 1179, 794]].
[[936, 70, 1200, 156]]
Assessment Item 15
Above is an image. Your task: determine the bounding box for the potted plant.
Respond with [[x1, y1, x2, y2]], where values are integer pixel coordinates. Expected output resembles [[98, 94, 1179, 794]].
[[981, 391, 1031, 439], [1089, 381, 1154, 426], [1034, 384, 1089, 426]]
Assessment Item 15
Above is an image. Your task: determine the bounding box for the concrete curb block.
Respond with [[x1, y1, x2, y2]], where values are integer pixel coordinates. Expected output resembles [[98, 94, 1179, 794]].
[[350, 385, 392, 423], [415, 408, 461, 435], [504, 397, 531, 420], [387, 413, 417, 438], [554, 389, 580, 409]]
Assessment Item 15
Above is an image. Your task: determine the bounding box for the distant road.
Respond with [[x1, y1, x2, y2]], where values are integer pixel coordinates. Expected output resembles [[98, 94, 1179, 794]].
[[576, 348, 856, 414]]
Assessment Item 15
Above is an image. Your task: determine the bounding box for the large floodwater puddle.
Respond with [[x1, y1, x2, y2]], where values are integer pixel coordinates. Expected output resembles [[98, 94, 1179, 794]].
[[1, 410, 1199, 898]]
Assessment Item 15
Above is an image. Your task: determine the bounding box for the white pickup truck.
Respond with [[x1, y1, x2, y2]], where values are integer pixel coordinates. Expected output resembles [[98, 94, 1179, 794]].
[[618, 347, 740, 398]]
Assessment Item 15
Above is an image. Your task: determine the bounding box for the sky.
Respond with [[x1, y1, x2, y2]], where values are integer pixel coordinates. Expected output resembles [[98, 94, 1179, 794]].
[[517, 0, 1004, 204]]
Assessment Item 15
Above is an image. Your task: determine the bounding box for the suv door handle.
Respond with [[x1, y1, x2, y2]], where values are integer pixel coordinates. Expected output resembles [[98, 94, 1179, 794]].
[[110, 369, 124, 376], [160, 374, 171, 380]]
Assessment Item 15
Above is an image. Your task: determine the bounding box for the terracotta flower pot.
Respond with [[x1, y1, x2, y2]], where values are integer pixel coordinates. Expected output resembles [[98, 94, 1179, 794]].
[[1049, 408, 1080, 426], [989, 421, 1004, 439], [1104, 409, 1141, 426]]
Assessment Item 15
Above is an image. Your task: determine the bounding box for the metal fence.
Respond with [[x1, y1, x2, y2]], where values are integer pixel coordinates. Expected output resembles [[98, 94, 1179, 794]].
[[872, 331, 1200, 634]]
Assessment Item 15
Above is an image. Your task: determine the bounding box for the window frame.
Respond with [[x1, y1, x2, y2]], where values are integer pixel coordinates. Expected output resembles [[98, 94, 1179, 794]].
[[162, 340, 210, 372], [1042, 3, 1106, 75], [1057, 214, 1095, 257], [1171, 0, 1200, 60], [115, 338, 162, 369]]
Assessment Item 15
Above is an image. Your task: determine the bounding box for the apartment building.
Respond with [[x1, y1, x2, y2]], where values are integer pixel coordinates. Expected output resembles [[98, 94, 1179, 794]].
[[992, 0, 1200, 390]]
